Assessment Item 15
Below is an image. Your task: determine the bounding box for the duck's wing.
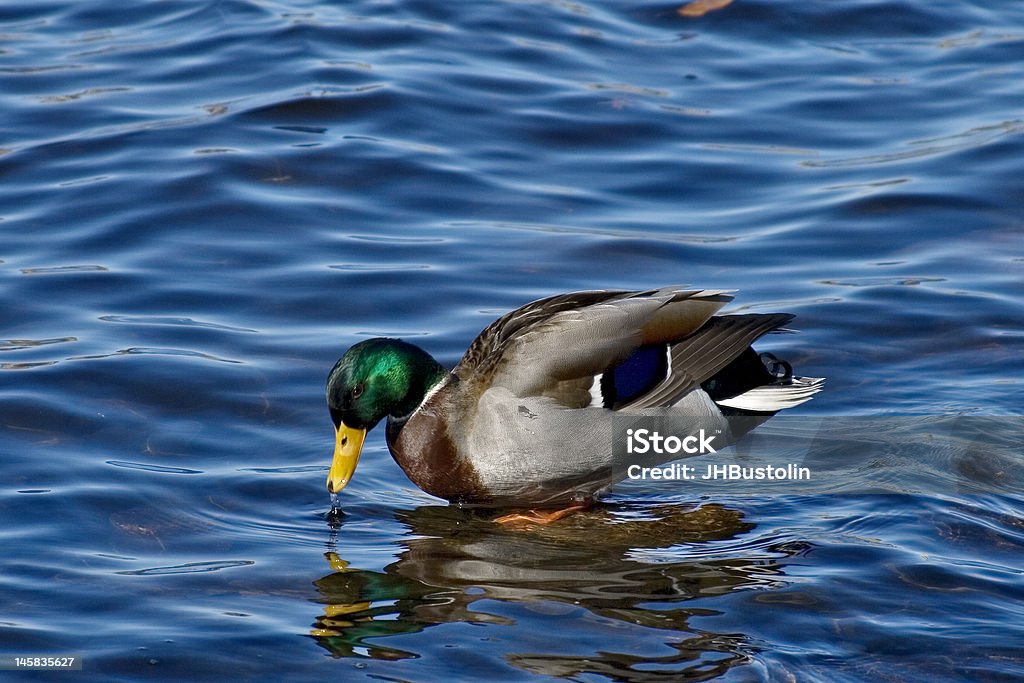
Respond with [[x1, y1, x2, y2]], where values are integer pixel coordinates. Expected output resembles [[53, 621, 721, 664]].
[[620, 313, 795, 409], [453, 287, 734, 401]]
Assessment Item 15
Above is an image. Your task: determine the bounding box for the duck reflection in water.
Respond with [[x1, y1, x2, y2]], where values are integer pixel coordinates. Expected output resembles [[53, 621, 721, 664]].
[[310, 503, 807, 679]]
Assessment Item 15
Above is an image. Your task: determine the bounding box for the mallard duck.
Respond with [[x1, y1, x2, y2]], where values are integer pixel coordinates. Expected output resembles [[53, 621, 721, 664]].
[[326, 288, 823, 518]]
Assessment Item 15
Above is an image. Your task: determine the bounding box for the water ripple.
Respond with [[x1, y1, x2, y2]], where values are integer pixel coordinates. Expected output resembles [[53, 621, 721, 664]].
[[0, 336, 77, 351], [98, 315, 259, 333], [105, 460, 203, 475], [69, 347, 242, 364], [19, 264, 109, 274], [116, 560, 254, 576]]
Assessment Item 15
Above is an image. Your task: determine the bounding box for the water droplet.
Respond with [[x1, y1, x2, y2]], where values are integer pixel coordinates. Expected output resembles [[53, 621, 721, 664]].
[[329, 492, 339, 510]]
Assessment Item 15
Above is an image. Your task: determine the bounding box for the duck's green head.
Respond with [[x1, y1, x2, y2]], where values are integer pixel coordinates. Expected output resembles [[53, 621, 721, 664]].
[[325, 338, 445, 494]]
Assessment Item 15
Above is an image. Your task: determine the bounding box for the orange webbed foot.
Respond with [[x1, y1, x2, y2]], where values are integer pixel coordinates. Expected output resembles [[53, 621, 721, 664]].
[[493, 505, 586, 526]]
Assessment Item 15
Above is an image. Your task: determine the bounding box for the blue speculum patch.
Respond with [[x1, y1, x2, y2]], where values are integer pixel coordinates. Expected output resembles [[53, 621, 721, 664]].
[[604, 345, 667, 406]]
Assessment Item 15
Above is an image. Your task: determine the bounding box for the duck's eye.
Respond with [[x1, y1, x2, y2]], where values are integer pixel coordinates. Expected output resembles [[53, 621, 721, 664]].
[[351, 383, 364, 400]]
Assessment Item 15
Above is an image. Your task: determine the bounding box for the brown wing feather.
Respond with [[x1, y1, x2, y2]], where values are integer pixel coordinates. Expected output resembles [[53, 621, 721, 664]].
[[454, 289, 633, 377], [624, 313, 794, 409], [452, 288, 737, 401]]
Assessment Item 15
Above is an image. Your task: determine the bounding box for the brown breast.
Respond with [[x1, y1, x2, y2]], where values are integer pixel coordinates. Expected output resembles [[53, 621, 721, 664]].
[[385, 396, 490, 505]]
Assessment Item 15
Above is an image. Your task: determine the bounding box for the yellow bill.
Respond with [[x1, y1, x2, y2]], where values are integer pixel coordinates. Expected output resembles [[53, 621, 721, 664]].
[[327, 423, 367, 493]]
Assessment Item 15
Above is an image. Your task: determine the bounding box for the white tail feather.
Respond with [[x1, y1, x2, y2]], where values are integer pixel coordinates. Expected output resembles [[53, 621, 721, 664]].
[[716, 376, 825, 412]]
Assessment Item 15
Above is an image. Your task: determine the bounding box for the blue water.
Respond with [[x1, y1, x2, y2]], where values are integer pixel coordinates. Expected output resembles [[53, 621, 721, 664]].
[[2, 0, 1023, 680]]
